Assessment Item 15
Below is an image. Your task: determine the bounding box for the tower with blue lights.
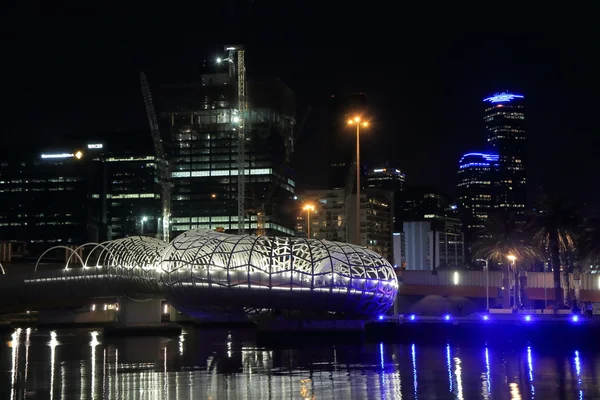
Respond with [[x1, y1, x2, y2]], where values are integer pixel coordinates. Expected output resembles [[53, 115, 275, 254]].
[[457, 152, 499, 234], [483, 92, 527, 216]]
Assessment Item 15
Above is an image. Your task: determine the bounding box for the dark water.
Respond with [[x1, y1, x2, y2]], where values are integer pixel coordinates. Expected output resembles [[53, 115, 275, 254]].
[[1, 327, 597, 399]]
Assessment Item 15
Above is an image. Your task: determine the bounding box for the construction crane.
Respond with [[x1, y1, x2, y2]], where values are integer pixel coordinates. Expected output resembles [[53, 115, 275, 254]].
[[221, 45, 247, 234], [140, 72, 171, 243], [236, 47, 247, 235]]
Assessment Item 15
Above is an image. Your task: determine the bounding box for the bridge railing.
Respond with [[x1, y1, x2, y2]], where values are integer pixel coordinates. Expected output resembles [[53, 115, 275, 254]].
[[401, 270, 503, 287], [402, 270, 600, 291]]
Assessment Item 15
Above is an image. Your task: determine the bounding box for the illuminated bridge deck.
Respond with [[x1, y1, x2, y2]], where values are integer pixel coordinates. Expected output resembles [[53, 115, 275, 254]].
[[0, 229, 398, 317]]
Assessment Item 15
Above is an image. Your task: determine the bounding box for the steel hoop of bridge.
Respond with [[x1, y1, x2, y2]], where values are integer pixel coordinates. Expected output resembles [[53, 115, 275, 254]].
[[34, 246, 87, 276], [14, 229, 397, 317]]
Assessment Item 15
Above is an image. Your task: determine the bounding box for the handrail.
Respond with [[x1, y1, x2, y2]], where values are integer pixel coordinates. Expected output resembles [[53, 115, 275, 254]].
[[34, 246, 86, 276]]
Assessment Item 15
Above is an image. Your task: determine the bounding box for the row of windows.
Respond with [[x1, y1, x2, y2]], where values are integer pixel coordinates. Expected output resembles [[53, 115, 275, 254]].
[[0, 221, 76, 227], [172, 168, 274, 178]]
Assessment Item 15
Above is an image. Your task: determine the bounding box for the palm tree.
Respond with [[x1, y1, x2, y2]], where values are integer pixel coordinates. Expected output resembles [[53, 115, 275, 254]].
[[578, 213, 600, 271], [472, 212, 540, 308], [472, 211, 540, 264], [528, 195, 579, 307]]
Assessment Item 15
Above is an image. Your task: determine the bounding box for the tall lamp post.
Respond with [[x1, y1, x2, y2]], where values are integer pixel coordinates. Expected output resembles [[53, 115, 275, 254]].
[[347, 117, 369, 245], [507, 254, 517, 308], [477, 259, 489, 311], [303, 204, 315, 238], [140, 216, 148, 236]]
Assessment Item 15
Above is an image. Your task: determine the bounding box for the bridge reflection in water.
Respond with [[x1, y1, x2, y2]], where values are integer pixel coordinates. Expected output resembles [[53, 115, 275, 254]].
[[0, 229, 398, 317], [2, 328, 596, 399]]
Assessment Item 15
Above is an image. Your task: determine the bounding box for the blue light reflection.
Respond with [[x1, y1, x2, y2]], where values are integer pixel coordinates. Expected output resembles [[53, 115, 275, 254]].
[[527, 346, 535, 398], [446, 344, 453, 393], [485, 347, 491, 394], [411, 344, 418, 399], [574, 350, 581, 377]]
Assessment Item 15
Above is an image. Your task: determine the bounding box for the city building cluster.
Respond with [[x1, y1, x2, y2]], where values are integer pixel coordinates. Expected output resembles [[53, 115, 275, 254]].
[[0, 47, 528, 271]]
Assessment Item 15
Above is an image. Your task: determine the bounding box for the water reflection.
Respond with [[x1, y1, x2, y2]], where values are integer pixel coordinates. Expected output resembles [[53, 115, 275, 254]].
[[10, 328, 21, 400], [3, 327, 600, 399], [527, 346, 535, 399], [483, 347, 491, 398]]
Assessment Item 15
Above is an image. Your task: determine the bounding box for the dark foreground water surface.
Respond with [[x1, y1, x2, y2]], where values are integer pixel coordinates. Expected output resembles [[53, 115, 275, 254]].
[[1, 327, 598, 399]]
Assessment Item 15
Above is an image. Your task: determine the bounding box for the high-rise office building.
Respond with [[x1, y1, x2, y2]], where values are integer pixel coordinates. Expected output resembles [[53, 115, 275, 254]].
[[0, 147, 89, 256], [366, 167, 406, 193], [483, 92, 527, 215], [396, 187, 452, 229], [86, 131, 161, 240], [296, 188, 393, 261], [456, 92, 527, 260], [456, 152, 499, 234], [403, 218, 465, 270], [162, 73, 296, 236], [0, 131, 162, 257], [327, 93, 368, 189]]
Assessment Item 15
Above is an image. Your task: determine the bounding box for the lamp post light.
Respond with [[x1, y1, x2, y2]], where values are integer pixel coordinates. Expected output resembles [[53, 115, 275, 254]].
[[507, 254, 517, 308], [477, 259, 490, 311], [139, 216, 148, 235], [347, 117, 369, 245], [544, 261, 548, 309], [303, 204, 315, 239], [210, 193, 217, 230]]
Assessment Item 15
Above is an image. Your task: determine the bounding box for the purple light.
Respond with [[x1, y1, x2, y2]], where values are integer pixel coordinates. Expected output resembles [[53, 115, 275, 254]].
[[444, 314, 451, 321], [459, 152, 500, 164], [378, 315, 384, 321], [482, 315, 489, 321], [572, 315, 579, 322], [409, 314, 416, 321], [483, 93, 524, 103], [524, 315, 532, 322]]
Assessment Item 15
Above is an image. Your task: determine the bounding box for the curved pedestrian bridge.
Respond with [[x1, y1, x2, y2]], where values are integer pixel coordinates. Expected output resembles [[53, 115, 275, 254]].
[[0, 229, 398, 317]]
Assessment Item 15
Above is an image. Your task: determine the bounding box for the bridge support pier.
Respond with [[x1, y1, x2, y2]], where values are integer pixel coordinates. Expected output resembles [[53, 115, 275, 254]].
[[105, 298, 180, 336], [119, 298, 162, 325]]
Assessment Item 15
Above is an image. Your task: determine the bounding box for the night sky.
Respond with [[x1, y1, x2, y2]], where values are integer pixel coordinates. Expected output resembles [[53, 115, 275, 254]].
[[3, 2, 599, 206]]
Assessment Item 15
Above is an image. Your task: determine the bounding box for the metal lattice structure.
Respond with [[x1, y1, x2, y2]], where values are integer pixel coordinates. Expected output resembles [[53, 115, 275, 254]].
[[0, 230, 398, 317]]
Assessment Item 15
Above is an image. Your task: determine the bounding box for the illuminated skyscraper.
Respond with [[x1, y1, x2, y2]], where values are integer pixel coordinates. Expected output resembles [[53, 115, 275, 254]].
[[162, 74, 296, 236], [457, 152, 499, 234], [366, 167, 406, 193], [483, 92, 527, 216]]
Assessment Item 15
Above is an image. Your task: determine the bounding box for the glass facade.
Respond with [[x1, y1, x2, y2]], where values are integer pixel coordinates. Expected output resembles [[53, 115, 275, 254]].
[[0, 150, 89, 256], [457, 152, 499, 233], [483, 92, 527, 215], [163, 74, 296, 236], [296, 188, 393, 261], [366, 167, 406, 193]]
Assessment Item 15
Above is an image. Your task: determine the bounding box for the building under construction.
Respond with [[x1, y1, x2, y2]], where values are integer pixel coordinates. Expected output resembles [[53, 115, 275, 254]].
[[161, 68, 296, 236]]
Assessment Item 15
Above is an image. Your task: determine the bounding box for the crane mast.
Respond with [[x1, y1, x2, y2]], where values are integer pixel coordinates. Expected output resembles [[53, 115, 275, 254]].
[[226, 45, 247, 235], [140, 72, 171, 243]]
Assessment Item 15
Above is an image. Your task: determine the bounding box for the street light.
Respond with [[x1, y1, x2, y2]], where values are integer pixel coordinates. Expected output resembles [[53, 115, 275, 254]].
[[303, 204, 315, 238], [210, 194, 217, 230], [141, 216, 148, 235], [476, 259, 489, 311], [507, 255, 517, 308], [347, 116, 369, 245]]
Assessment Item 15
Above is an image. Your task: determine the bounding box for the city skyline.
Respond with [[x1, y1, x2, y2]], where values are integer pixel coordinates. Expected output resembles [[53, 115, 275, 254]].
[[2, 3, 598, 207], [1, 5, 600, 399]]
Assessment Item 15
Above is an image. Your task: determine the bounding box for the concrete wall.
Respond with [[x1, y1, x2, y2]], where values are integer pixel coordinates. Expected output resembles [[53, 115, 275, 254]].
[[39, 309, 118, 324], [119, 298, 162, 325]]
